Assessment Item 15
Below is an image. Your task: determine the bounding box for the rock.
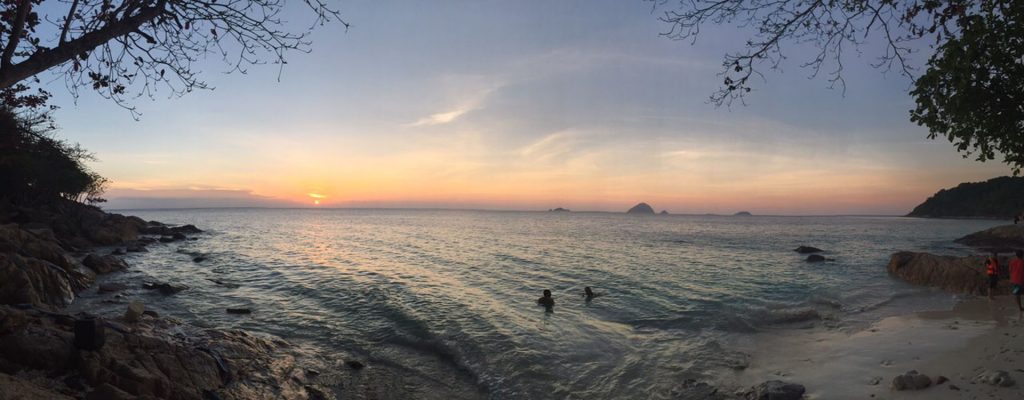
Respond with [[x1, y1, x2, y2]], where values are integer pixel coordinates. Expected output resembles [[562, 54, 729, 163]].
[[86, 383, 134, 400], [226, 308, 252, 314], [124, 301, 145, 323], [734, 211, 753, 216], [744, 380, 805, 400], [142, 310, 159, 318], [955, 224, 1024, 249], [125, 243, 147, 253], [0, 252, 79, 308], [949, 384, 960, 390], [109, 248, 126, 256], [891, 370, 932, 391], [660, 210, 669, 215], [142, 282, 188, 295], [806, 254, 833, 262], [0, 372, 74, 399], [193, 256, 208, 263], [794, 246, 823, 254], [936, 376, 949, 385], [172, 232, 187, 241], [887, 252, 1008, 295], [673, 379, 723, 400], [98, 282, 128, 293], [306, 385, 330, 400], [549, 207, 570, 212], [82, 253, 128, 274], [73, 316, 106, 351], [626, 202, 655, 214], [345, 360, 365, 370], [974, 369, 1015, 387], [159, 236, 175, 243]]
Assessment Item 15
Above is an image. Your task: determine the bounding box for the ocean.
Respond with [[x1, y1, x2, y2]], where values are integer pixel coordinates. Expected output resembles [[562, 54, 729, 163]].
[[91, 209, 1003, 398]]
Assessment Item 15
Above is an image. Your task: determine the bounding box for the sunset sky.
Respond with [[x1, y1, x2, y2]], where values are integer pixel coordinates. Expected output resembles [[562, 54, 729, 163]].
[[45, 1, 1008, 215]]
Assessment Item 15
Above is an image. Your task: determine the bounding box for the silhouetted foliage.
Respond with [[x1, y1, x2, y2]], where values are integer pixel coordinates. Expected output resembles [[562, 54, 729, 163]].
[[655, 0, 1024, 172], [0, 107, 107, 204], [0, 1, 346, 116], [907, 176, 1024, 218]]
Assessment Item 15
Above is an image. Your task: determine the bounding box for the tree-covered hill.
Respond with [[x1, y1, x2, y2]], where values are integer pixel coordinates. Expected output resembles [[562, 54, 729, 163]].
[[908, 177, 1024, 219]]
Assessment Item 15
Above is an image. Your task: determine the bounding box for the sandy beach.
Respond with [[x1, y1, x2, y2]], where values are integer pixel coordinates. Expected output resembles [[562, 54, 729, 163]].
[[729, 296, 1024, 399]]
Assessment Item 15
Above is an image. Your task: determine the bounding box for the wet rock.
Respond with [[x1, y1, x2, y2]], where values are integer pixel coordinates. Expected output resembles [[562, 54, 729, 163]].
[[887, 252, 1009, 295], [806, 254, 833, 262], [955, 225, 1024, 249], [142, 310, 159, 318], [936, 375, 949, 385], [109, 248, 125, 256], [794, 246, 823, 254], [159, 236, 175, 243], [226, 308, 252, 315], [744, 380, 805, 400], [949, 384, 960, 390], [125, 243, 147, 253], [82, 253, 128, 274], [0, 252, 80, 307], [142, 282, 188, 295], [172, 232, 187, 241], [98, 282, 128, 293], [86, 383, 134, 400], [891, 370, 932, 391], [193, 256, 208, 263], [673, 379, 723, 400], [974, 369, 1015, 387], [345, 360, 365, 370], [124, 301, 145, 323]]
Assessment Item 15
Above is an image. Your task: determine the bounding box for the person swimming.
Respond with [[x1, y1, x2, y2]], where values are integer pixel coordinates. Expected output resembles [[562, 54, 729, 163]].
[[583, 286, 604, 300], [537, 289, 554, 308]]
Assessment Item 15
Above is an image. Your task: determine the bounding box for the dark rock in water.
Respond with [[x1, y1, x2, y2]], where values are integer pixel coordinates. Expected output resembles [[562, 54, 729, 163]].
[[955, 224, 1024, 249], [794, 246, 824, 254], [891, 370, 932, 390], [744, 380, 805, 400], [806, 254, 828, 262], [627, 202, 655, 214], [734, 211, 753, 216], [125, 243, 147, 253], [159, 236, 175, 243], [73, 316, 106, 351], [141, 223, 203, 236], [109, 248, 125, 256], [549, 207, 570, 212], [142, 310, 159, 318], [659, 210, 669, 215], [345, 360, 365, 370], [887, 252, 1010, 295], [193, 256, 207, 263], [142, 282, 188, 295], [226, 308, 252, 315], [672, 379, 723, 400], [172, 232, 187, 241], [936, 376, 949, 385], [82, 253, 128, 274], [97, 282, 128, 293]]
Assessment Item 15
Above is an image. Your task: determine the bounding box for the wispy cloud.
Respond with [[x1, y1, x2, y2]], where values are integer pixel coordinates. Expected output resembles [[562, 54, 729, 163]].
[[407, 107, 473, 127]]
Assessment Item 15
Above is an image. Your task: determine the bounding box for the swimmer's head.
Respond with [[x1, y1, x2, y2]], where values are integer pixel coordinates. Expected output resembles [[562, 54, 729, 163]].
[[543, 289, 552, 298]]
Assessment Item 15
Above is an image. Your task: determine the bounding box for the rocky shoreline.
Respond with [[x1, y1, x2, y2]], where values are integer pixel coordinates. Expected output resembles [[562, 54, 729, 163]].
[[0, 200, 330, 399]]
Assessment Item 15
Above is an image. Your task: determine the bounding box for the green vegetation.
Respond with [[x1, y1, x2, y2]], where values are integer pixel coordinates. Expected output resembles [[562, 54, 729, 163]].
[[657, 0, 1024, 173], [907, 177, 1024, 218], [0, 108, 107, 204]]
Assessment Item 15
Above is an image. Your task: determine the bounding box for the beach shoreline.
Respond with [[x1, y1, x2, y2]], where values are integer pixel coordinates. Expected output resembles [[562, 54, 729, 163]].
[[717, 296, 1024, 399]]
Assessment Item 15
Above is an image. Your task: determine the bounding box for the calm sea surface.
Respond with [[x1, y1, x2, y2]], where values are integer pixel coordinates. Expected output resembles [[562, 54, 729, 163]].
[[95, 209, 1003, 398]]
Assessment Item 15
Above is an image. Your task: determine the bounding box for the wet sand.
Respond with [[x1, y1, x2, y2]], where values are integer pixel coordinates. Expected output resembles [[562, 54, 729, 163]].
[[730, 297, 1024, 399]]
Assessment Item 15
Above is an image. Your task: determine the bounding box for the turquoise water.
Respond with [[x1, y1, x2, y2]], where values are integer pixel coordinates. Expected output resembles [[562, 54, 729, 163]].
[[99, 209, 1002, 398]]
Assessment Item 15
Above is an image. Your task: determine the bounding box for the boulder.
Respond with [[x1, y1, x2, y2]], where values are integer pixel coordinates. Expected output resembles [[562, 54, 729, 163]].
[[974, 369, 1015, 387], [124, 302, 145, 323], [125, 243, 148, 253], [345, 360, 365, 370], [0, 253, 78, 307], [672, 379, 723, 400], [887, 252, 1005, 295], [891, 370, 932, 391], [955, 225, 1024, 249], [744, 380, 805, 400], [142, 282, 188, 295], [794, 246, 823, 254], [193, 256, 207, 263], [806, 254, 827, 262], [97, 282, 129, 293], [82, 253, 128, 274]]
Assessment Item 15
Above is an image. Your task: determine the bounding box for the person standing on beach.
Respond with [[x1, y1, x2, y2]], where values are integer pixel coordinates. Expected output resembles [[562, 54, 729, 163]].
[[986, 253, 1000, 301], [1010, 250, 1024, 311]]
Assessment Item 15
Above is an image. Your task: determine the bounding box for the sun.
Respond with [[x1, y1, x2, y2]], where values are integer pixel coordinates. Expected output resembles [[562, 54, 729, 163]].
[[314, 200, 320, 205], [308, 192, 326, 206]]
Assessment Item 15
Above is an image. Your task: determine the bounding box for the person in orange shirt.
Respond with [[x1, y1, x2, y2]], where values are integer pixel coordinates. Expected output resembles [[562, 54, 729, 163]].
[[986, 253, 1000, 301], [1010, 250, 1024, 311]]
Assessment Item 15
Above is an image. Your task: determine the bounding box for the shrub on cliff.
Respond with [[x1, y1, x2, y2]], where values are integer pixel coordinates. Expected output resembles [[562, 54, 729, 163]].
[[0, 108, 107, 205]]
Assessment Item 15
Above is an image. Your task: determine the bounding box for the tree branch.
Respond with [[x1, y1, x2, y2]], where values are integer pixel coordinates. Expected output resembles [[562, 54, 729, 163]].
[[2, 0, 34, 69]]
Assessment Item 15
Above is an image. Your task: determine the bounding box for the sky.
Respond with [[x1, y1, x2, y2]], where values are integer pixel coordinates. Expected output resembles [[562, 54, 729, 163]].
[[39, 1, 1009, 215]]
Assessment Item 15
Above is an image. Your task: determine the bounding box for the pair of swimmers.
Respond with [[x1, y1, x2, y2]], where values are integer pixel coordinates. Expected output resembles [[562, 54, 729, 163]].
[[537, 287, 602, 308]]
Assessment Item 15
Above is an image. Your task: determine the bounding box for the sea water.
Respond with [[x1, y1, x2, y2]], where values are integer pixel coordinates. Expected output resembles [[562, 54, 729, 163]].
[[100, 209, 1003, 398]]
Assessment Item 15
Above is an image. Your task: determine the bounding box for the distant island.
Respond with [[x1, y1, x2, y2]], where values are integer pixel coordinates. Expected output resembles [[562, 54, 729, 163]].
[[659, 210, 669, 215], [734, 211, 753, 216], [627, 202, 656, 214], [908, 176, 1024, 218], [549, 207, 571, 212]]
